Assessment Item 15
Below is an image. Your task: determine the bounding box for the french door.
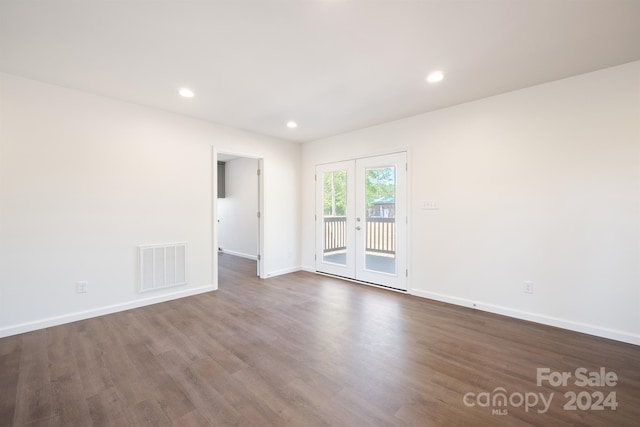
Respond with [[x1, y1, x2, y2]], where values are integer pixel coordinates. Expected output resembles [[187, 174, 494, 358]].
[[315, 152, 407, 290]]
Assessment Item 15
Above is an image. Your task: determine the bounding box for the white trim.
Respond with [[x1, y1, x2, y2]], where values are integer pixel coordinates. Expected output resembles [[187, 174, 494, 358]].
[[257, 158, 265, 278], [264, 266, 302, 278], [411, 289, 640, 346], [220, 249, 258, 260], [315, 148, 411, 167], [404, 146, 412, 294], [212, 147, 219, 291], [0, 285, 215, 339]]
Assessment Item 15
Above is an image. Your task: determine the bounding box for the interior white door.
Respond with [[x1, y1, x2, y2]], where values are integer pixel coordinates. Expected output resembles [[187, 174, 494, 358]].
[[315, 152, 407, 290]]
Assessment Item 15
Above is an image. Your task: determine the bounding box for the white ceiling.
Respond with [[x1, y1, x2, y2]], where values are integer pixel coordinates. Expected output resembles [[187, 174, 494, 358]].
[[2, 1, 639, 143]]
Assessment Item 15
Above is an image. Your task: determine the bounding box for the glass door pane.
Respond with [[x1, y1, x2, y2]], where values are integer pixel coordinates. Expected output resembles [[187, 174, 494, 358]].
[[322, 170, 347, 265], [316, 160, 355, 279], [354, 152, 406, 290], [363, 166, 396, 274], [316, 154, 404, 289]]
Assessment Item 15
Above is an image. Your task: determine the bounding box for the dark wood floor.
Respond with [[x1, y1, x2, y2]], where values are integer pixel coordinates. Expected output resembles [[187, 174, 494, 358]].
[[1, 254, 639, 426]]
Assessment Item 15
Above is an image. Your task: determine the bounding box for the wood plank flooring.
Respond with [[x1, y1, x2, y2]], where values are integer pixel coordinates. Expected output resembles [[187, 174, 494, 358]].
[[1, 253, 640, 426]]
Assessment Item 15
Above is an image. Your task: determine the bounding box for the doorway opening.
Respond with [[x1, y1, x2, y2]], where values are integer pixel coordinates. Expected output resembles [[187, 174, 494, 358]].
[[315, 152, 407, 290]]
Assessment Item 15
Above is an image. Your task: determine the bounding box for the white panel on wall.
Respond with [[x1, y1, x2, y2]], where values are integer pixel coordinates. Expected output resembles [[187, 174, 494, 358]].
[[139, 243, 187, 292]]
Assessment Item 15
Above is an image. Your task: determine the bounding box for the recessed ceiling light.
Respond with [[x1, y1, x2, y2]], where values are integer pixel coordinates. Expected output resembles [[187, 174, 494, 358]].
[[178, 87, 195, 98], [286, 121, 298, 129], [426, 71, 444, 83]]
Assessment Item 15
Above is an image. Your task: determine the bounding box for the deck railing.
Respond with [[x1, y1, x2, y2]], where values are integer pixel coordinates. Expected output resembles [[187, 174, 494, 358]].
[[323, 216, 395, 254], [323, 216, 347, 253], [365, 217, 395, 254]]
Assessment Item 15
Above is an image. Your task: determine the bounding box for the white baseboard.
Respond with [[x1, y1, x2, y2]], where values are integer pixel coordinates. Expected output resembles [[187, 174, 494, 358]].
[[300, 265, 315, 273], [410, 289, 640, 346], [265, 266, 302, 278], [0, 285, 216, 339], [219, 249, 257, 260]]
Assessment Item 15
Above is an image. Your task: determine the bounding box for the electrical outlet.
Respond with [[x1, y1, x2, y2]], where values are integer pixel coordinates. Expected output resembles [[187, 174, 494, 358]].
[[523, 281, 534, 294], [76, 281, 88, 293]]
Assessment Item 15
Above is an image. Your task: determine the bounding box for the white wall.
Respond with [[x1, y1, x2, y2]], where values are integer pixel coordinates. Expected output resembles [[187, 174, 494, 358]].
[[218, 157, 259, 259], [0, 73, 301, 336], [301, 61, 640, 345]]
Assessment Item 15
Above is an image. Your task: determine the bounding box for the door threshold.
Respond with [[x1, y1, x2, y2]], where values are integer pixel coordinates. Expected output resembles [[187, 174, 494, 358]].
[[314, 271, 407, 293]]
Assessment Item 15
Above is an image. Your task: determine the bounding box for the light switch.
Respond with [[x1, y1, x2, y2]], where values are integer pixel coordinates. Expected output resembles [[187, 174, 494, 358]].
[[422, 200, 439, 210]]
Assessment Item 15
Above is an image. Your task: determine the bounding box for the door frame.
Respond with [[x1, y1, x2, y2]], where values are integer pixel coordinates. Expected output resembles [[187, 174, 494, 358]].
[[212, 147, 265, 290], [315, 151, 409, 291], [354, 152, 407, 289]]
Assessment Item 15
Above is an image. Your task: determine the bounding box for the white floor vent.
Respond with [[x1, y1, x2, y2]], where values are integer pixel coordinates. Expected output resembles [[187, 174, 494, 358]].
[[139, 242, 187, 293]]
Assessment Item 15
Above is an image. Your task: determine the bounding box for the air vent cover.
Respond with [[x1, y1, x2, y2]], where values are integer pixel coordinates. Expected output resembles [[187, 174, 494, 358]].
[[139, 242, 187, 292]]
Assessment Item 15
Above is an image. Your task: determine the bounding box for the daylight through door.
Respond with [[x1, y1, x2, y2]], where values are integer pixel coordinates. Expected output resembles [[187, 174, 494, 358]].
[[315, 152, 407, 290]]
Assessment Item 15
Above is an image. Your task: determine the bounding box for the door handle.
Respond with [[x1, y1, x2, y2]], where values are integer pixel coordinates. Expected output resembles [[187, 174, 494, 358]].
[[356, 226, 361, 230]]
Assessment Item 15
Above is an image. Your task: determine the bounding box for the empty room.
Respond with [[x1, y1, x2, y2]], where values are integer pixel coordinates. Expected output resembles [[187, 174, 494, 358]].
[[1, 1, 640, 426]]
